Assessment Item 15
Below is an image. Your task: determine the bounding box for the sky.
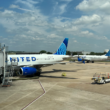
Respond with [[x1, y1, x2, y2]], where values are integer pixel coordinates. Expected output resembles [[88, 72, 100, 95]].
[[0, 0, 110, 52]]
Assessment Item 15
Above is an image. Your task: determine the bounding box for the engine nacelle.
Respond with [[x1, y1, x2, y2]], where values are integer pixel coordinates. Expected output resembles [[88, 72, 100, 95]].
[[19, 67, 37, 76], [78, 57, 85, 64], [78, 57, 82, 61]]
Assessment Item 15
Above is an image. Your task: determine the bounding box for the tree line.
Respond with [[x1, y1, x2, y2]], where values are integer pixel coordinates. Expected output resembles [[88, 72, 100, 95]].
[[8, 50, 107, 55], [66, 51, 107, 55]]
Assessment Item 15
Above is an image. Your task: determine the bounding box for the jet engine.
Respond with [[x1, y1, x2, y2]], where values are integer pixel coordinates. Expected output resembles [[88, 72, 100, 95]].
[[78, 57, 82, 61], [78, 57, 85, 64], [19, 67, 37, 76]]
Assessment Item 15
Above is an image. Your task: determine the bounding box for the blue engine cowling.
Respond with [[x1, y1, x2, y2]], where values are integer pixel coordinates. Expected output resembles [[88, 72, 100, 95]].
[[78, 57, 85, 64], [19, 67, 37, 76], [78, 57, 82, 61]]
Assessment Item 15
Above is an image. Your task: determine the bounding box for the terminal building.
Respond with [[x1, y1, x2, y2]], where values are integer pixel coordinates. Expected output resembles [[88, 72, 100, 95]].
[[82, 51, 90, 55], [72, 51, 90, 55], [8, 51, 39, 55]]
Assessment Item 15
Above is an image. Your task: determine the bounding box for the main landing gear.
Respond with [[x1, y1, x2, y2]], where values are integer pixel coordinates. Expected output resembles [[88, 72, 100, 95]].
[[37, 72, 41, 76], [92, 61, 94, 63], [87, 61, 90, 63], [36, 68, 42, 76], [0, 75, 3, 84], [87, 61, 94, 63]]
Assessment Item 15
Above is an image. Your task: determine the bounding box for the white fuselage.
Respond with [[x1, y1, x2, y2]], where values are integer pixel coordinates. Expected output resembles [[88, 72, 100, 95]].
[[8, 54, 70, 66], [73, 55, 108, 61]]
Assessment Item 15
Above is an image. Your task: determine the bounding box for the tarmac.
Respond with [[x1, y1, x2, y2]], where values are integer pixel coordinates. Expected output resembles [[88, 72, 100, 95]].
[[1, 62, 110, 110]]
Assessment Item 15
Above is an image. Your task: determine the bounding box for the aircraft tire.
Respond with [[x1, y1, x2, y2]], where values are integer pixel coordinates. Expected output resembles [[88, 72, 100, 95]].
[[87, 61, 89, 63], [92, 61, 94, 63], [37, 72, 41, 76], [37, 68, 42, 76], [0, 76, 2, 84]]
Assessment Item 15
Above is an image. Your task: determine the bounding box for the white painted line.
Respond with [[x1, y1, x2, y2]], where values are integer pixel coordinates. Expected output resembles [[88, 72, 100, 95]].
[[22, 82, 57, 110], [38, 80, 46, 92], [21, 80, 46, 110], [0, 80, 42, 110], [0, 91, 19, 104], [46, 83, 57, 92]]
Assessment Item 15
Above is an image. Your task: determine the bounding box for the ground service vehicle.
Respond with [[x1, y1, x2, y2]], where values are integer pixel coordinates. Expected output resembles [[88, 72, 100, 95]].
[[91, 73, 110, 84]]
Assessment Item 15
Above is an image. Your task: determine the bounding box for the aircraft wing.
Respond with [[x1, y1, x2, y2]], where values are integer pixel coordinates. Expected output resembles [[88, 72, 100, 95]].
[[18, 63, 51, 67], [83, 58, 91, 61], [17, 61, 71, 67], [53, 61, 71, 65]]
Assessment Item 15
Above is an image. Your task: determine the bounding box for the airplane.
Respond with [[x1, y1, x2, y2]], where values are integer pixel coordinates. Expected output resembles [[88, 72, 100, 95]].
[[73, 50, 110, 63], [8, 38, 70, 76]]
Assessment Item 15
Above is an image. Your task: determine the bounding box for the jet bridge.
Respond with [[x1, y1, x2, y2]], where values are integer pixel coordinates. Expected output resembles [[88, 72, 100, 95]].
[[0, 45, 18, 87], [0, 51, 3, 84]]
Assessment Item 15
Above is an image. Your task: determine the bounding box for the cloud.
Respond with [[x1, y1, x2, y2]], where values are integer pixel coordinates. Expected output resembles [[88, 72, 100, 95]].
[[59, 4, 67, 14], [10, 4, 19, 8], [1, 0, 110, 52], [10, 4, 34, 12], [60, 0, 72, 2], [0, 7, 3, 9], [64, 26, 78, 32], [80, 31, 109, 41], [48, 34, 62, 38], [74, 14, 101, 25], [76, 0, 110, 14], [16, 0, 39, 9], [0, 7, 65, 51], [73, 40, 77, 43], [100, 1, 110, 14], [81, 31, 93, 36], [53, 0, 72, 15]]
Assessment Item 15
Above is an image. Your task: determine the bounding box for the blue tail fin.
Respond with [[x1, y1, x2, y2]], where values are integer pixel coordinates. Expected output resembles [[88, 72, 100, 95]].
[[105, 50, 110, 56], [54, 38, 68, 55]]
